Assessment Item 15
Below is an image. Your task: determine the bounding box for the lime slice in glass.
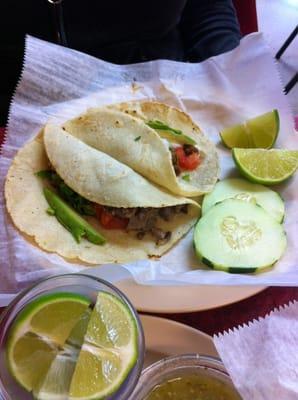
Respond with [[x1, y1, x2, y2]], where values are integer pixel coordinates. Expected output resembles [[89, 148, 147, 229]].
[[33, 347, 79, 400], [220, 110, 279, 149], [7, 293, 90, 391], [69, 292, 138, 400], [232, 148, 298, 185], [33, 308, 92, 400]]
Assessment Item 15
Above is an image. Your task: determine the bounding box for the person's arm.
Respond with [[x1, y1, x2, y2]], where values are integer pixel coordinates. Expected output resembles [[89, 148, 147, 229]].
[[179, 0, 241, 62]]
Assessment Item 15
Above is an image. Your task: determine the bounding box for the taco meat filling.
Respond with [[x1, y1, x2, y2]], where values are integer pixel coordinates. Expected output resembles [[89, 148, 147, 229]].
[[38, 169, 189, 246], [95, 204, 188, 245], [171, 144, 201, 176]]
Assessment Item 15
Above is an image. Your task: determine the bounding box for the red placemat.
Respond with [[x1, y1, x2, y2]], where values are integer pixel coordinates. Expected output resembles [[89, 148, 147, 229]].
[[0, 127, 5, 140], [1, 127, 297, 335], [151, 286, 298, 336]]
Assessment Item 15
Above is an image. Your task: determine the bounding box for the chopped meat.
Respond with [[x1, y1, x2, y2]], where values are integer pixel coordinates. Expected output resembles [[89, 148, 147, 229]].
[[104, 206, 136, 218], [151, 228, 172, 245], [174, 204, 188, 214], [98, 205, 186, 244], [136, 231, 146, 240], [170, 148, 181, 176], [159, 207, 175, 221], [127, 208, 158, 231], [183, 144, 199, 156]]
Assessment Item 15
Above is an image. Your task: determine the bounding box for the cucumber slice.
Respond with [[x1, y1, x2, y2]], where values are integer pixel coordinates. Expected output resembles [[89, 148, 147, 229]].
[[194, 199, 287, 273], [202, 178, 285, 223]]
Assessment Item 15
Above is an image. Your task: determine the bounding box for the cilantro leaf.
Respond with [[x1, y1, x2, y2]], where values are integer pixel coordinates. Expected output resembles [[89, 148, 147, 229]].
[[182, 174, 191, 182], [36, 170, 95, 216]]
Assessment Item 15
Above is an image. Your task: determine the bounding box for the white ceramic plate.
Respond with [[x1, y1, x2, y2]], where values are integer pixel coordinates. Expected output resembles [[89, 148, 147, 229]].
[[85, 267, 265, 313], [140, 315, 218, 368], [117, 278, 265, 313]]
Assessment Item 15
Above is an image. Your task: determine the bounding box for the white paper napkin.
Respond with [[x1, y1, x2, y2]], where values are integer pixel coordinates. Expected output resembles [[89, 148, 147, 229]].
[[0, 33, 297, 304], [214, 301, 298, 399]]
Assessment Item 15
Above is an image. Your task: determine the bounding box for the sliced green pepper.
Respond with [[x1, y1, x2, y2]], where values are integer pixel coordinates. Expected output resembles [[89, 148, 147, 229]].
[[146, 120, 196, 145]]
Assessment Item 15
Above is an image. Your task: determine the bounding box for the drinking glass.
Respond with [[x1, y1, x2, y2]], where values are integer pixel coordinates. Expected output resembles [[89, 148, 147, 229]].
[[0, 273, 144, 399]]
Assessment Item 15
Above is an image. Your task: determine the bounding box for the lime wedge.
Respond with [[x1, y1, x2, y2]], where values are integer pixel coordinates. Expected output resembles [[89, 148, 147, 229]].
[[7, 293, 90, 392], [69, 292, 138, 400], [33, 309, 92, 400], [220, 110, 279, 149], [33, 347, 78, 400], [65, 307, 92, 348], [232, 148, 298, 185]]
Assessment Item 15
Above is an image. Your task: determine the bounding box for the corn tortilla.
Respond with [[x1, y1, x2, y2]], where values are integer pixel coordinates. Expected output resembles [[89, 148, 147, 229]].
[[63, 101, 219, 196], [5, 127, 200, 265]]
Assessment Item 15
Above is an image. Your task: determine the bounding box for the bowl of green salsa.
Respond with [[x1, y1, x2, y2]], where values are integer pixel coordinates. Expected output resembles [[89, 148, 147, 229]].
[[131, 354, 242, 400]]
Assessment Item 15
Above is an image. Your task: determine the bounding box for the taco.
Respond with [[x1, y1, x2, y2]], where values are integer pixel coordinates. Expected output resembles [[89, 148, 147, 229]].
[[5, 124, 200, 264], [63, 101, 219, 197]]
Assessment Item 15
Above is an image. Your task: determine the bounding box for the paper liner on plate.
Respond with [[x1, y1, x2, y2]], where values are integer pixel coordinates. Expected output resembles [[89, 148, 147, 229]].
[[0, 33, 297, 303], [214, 301, 298, 399]]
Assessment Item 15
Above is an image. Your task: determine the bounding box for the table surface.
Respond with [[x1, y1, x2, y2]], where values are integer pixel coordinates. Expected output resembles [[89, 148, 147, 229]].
[[1, 127, 297, 337]]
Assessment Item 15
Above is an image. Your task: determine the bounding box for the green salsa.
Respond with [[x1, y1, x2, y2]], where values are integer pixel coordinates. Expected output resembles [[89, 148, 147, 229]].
[[145, 374, 241, 400]]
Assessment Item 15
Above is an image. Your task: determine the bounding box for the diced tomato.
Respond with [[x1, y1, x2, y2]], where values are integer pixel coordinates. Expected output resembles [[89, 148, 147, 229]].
[[95, 205, 129, 230], [95, 204, 104, 219], [175, 147, 201, 171]]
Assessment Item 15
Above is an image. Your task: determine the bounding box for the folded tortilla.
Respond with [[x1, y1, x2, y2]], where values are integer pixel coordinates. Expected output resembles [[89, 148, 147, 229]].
[[63, 101, 219, 197], [5, 125, 200, 265]]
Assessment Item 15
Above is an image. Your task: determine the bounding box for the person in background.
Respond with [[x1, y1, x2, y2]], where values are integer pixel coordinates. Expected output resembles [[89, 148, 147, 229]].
[[0, 0, 241, 125]]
